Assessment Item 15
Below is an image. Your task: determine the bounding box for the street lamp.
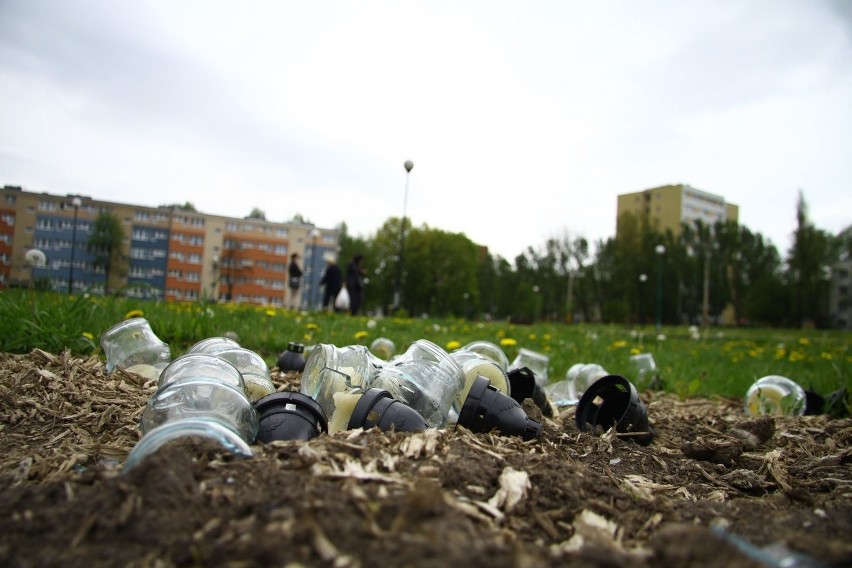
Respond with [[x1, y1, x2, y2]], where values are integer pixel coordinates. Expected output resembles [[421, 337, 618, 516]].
[[654, 245, 666, 331], [68, 196, 82, 294], [309, 228, 320, 310], [393, 160, 414, 312], [638, 273, 648, 326]]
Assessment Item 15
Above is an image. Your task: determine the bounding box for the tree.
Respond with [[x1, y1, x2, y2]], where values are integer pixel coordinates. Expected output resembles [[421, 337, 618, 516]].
[[787, 192, 840, 327], [161, 202, 196, 211], [87, 212, 125, 294], [246, 208, 266, 220]]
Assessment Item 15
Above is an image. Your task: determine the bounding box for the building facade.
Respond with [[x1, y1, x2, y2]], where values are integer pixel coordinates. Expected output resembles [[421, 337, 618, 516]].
[[829, 258, 852, 330], [617, 184, 739, 236], [0, 185, 338, 308]]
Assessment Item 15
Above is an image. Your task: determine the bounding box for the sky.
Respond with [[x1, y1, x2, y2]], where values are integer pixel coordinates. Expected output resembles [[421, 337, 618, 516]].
[[1, 0, 850, 261]]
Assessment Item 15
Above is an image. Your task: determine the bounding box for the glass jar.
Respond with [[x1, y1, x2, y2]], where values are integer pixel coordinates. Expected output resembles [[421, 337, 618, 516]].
[[300, 344, 381, 420], [188, 336, 241, 355], [277, 341, 306, 372], [745, 375, 806, 417], [369, 337, 396, 361], [509, 348, 549, 386], [158, 353, 246, 392], [100, 317, 171, 376], [371, 339, 462, 427], [214, 347, 276, 402], [450, 348, 510, 410], [461, 340, 509, 372]]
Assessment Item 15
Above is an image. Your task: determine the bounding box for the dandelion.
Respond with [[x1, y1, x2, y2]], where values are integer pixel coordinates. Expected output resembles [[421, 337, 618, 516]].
[[496, 329, 506, 338], [788, 350, 807, 362], [82, 332, 94, 341], [610, 340, 628, 349], [629, 347, 641, 355], [799, 338, 811, 346], [821, 352, 833, 361], [500, 338, 517, 347], [774, 348, 786, 360], [265, 309, 276, 317], [446, 340, 461, 350], [354, 330, 369, 340], [306, 323, 320, 331], [543, 334, 551, 341], [528, 333, 537, 341], [124, 309, 144, 319]]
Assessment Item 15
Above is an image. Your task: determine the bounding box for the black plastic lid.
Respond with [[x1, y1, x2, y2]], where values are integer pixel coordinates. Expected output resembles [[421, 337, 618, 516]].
[[287, 342, 305, 353], [507, 367, 537, 403], [458, 376, 542, 440], [253, 391, 328, 433], [348, 388, 429, 433]]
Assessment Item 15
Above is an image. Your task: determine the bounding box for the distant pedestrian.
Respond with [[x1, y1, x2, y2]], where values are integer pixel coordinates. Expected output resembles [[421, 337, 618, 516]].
[[346, 254, 365, 315], [288, 253, 303, 310], [319, 258, 343, 312]]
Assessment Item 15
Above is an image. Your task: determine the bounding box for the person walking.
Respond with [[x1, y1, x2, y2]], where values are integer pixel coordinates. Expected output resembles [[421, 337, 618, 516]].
[[287, 253, 303, 310], [346, 254, 365, 315], [319, 258, 343, 312]]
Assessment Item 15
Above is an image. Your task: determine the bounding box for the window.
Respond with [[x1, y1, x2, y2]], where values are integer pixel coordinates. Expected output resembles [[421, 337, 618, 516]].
[[172, 233, 185, 242], [154, 231, 168, 240], [275, 228, 288, 238], [226, 222, 238, 232], [185, 272, 200, 282], [5, 194, 15, 204], [36, 219, 54, 231], [0, 213, 14, 226], [38, 200, 57, 211], [151, 249, 166, 258], [274, 245, 287, 255], [135, 211, 150, 221], [190, 218, 204, 228], [189, 236, 203, 246], [188, 253, 202, 265]]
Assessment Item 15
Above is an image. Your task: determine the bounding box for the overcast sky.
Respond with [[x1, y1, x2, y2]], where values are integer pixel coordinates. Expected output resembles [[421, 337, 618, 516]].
[[1, 0, 850, 260]]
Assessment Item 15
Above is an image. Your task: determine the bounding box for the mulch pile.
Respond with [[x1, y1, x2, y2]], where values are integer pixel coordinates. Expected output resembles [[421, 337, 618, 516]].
[[0, 349, 850, 567]]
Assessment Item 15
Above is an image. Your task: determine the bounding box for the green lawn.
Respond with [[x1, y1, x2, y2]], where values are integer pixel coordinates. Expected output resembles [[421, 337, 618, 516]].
[[1, 290, 848, 400]]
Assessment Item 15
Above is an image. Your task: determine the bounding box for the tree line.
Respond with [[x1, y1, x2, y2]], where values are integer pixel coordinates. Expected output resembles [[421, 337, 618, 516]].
[[338, 192, 850, 328]]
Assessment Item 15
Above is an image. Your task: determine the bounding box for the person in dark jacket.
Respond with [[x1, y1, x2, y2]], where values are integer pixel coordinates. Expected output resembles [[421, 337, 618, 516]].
[[319, 258, 343, 312], [346, 254, 365, 315], [287, 253, 303, 310]]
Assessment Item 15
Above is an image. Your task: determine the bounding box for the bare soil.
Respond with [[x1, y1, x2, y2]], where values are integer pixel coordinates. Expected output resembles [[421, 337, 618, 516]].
[[0, 349, 850, 567]]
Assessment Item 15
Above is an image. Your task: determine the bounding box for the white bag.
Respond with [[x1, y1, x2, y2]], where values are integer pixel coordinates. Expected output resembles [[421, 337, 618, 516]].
[[335, 286, 350, 310]]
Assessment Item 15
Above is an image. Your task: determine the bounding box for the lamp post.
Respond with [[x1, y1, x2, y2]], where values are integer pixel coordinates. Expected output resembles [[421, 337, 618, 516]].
[[393, 160, 414, 312], [639, 273, 648, 326], [310, 228, 320, 310], [68, 196, 82, 294], [654, 245, 666, 331]]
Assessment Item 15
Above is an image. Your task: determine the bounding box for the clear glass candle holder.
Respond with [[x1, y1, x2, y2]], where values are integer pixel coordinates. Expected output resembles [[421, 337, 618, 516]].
[[509, 348, 550, 386], [188, 336, 241, 354], [745, 375, 806, 417], [462, 340, 509, 372], [371, 339, 463, 427], [100, 317, 171, 375], [158, 353, 246, 392], [213, 347, 276, 402], [124, 418, 253, 472], [141, 378, 258, 443], [300, 344, 381, 419], [369, 337, 397, 361], [450, 348, 511, 410]]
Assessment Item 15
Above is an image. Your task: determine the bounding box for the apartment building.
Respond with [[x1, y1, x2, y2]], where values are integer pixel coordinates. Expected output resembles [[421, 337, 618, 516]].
[[0, 185, 338, 308], [617, 183, 739, 236]]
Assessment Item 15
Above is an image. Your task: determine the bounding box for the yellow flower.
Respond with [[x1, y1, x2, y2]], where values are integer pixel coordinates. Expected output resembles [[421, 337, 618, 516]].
[[124, 309, 144, 319], [611, 340, 628, 349], [354, 330, 369, 340], [82, 332, 94, 340], [528, 333, 536, 341], [788, 350, 806, 362], [821, 352, 833, 361], [446, 340, 461, 350], [629, 348, 641, 355], [306, 323, 320, 331], [496, 329, 506, 338], [265, 309, 277, 317], [543, 334, 552, 341], [499, 338, 517, 347], [799, 338, 811, 346]]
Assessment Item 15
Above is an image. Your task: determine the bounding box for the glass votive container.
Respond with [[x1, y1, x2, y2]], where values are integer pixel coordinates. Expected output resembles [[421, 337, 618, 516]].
[[124, 417, 253, 472], [158, 353, 246, 392], [141, 378, 258, 442], [213, 347, 276, 402], [100, 317, 171, 375], [450, 348, 511, 410], [372, 339, 462, 427], [369, 337, 396, 361], [745, 375, 807, 417], [300, 344, 378, 419], [188, 336, 241, 354], [462, 340, 510, 372], [509, 347, 550, 386], [628, 353, 658, 386]]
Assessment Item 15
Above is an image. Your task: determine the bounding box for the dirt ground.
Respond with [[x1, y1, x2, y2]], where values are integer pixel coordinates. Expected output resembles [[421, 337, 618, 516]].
[[0, 349, 850, 567]]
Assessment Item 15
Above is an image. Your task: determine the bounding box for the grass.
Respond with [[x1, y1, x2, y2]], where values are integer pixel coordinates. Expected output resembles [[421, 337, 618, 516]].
[[1, 289, 848, 400]]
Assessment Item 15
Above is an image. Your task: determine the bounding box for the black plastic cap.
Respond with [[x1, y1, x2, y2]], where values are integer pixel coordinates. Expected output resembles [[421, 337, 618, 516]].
[[348, 388, 430, 433], [507, 367, 536, 403], [458, 376, 542, 440], [575, 374, 654, 446], [804, 389, 825, 415], [253, 391, 327, 443], [277, 343, 306, 372]]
